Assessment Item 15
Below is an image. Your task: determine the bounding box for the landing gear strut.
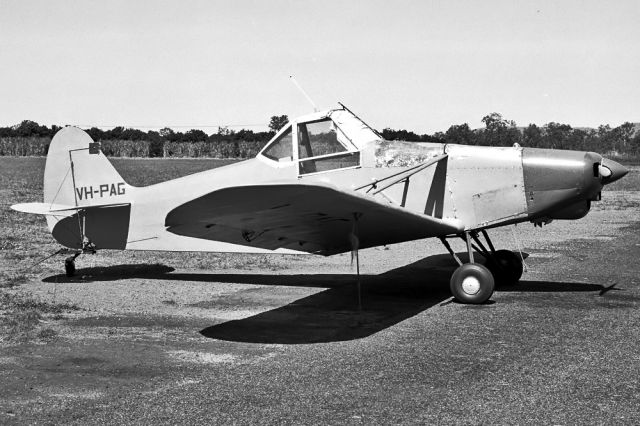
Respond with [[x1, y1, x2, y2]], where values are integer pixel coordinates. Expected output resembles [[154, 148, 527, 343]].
[[60, 207, 97, 277], [440, 230, 523, 304]]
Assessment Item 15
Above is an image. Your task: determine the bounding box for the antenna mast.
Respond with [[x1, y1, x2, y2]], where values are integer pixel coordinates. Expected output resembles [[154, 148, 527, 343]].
[[289, 75, 319, 112]]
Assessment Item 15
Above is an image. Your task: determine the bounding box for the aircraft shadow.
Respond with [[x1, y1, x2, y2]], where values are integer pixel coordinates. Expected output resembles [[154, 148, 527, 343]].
[[198, 255, 606, 344], [200, 262, 454, 344], [42, 263, 177, 283], [42, 253, 609, 344]]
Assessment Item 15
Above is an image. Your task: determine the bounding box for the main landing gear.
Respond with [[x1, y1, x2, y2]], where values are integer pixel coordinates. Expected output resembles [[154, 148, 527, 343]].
[[440, 230, 523, 304]]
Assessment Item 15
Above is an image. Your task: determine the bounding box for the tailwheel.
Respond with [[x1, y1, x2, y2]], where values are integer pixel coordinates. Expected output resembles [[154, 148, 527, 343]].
[[64, 256, 76, 277], [63, 242, 95, 278], [450, 263, 495, 304], [488, 250, 523, 287], [63, 249, 84, 278]]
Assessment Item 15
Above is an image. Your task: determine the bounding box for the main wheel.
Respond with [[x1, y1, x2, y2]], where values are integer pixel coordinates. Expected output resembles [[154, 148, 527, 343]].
[[450, 263, 495, 304], [64, 257, 76, 277], [488, 250, 523, 286]]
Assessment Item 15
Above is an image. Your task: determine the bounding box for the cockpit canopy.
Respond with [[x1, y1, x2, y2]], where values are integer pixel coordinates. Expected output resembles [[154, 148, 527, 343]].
[[258, 108, 380, 175]]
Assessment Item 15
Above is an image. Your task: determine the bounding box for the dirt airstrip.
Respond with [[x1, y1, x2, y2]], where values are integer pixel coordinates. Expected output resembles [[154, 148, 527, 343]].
[[1, 158, 639, 424]]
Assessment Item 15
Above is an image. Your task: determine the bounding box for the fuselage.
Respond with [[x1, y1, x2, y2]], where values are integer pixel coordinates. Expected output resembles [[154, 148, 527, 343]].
[[121, 140, 621, 253], [35, 108, 627, 254]]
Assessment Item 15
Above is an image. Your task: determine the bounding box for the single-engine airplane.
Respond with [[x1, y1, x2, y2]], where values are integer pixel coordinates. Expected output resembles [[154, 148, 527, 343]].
[[11, 105, 628, 304]]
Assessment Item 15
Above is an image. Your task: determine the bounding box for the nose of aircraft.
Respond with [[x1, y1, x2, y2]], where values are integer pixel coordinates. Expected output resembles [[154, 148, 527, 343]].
[[599, 158, 628, 185]]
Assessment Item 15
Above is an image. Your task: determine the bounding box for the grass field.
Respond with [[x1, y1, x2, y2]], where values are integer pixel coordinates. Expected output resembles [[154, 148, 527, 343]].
[[1, 156, 639, 424], [0, 157, 304, 343]]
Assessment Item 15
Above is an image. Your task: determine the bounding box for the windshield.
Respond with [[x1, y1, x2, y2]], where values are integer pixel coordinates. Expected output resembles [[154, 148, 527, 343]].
[[261, 125, 293, 162]]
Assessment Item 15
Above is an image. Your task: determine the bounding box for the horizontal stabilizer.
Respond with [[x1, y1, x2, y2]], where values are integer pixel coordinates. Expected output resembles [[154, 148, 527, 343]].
[[11, 202, 129, 215]]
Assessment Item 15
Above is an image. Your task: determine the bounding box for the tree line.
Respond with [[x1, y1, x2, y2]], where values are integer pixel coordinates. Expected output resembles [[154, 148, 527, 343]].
[[382, 113, 639, 157], [0, 117, 285, 158], [0, 113, 638, 159]]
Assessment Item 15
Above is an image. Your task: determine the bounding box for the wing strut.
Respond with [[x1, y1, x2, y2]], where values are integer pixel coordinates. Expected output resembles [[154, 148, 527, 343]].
[[354, 154, 448, 204], [349, 213, 363, 311]]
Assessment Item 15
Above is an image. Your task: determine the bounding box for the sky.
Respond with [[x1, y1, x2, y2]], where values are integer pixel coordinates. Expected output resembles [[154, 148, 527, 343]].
[[1, 0, 639, 134]]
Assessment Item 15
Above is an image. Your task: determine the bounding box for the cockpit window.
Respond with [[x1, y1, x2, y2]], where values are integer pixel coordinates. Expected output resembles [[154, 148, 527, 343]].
[[297, 119, 347, 159], [262, 125, 292, 162], [297, 119, 359, 175]]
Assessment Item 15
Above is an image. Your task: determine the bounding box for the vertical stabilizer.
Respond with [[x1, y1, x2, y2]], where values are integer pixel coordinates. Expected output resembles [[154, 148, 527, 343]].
[[43, 127, 132, 249], [44, 127, 130, 208]]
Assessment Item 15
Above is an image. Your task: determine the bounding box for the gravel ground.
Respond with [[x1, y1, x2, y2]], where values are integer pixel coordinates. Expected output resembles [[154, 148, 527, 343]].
[[1, 162, 639, 424]]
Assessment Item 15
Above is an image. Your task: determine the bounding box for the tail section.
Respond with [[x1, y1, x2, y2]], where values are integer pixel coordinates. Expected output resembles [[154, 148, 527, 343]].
[[12, 127, 133, 249], [44, 127, 130, 208]]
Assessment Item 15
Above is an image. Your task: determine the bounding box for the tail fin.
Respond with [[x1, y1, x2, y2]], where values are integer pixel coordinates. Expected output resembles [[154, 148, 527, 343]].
[[44, 127, 131, 208], [13, 127, 133, 249]]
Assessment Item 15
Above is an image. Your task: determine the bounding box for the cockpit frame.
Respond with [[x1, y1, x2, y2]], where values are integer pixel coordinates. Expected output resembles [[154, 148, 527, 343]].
[[258, 109, 362, 176]]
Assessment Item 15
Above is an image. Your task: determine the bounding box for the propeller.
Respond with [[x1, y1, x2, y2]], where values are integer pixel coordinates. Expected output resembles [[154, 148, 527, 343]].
[[599, 282, 620, 296]]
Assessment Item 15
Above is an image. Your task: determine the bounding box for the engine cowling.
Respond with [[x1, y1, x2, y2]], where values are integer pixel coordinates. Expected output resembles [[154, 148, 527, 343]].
[[547, 200, 591, 220], [522, 148, 627, 223]]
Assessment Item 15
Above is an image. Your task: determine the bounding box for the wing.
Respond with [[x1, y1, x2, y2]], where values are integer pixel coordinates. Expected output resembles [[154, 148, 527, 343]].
[[165, 183, 463, 255]]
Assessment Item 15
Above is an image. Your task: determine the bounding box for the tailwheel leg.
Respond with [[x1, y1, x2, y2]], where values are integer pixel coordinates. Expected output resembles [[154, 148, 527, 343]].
[[440, 232, 494, 304]]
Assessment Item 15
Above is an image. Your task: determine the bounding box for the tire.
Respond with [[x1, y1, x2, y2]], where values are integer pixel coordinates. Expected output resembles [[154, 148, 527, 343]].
[[64, 257, 76, 277], [488, 250, 523, 286], [450, 263, 495, 304]]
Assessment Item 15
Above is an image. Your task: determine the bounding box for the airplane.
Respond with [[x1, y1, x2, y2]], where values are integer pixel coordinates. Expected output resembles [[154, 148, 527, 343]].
[[11, 104, 628, 304]]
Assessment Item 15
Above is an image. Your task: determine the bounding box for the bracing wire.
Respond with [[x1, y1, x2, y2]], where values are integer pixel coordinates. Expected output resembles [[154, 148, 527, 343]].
[[511, 224, 529, 272]]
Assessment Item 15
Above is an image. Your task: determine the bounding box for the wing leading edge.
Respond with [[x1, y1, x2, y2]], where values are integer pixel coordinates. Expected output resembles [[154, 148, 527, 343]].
[[164, 183, 463, 255]]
